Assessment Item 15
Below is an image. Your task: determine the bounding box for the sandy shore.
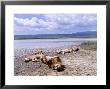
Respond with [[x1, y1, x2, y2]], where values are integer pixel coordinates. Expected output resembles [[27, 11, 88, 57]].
[[14, 42, 97, 76]]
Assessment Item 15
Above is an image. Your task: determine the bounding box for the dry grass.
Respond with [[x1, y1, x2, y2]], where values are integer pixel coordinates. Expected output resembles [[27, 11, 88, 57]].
[[80, 41, 97, 51]]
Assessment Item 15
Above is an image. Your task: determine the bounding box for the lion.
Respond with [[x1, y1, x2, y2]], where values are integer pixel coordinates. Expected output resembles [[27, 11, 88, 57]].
[[24, 54, 38, 62], [24, 51, 45, 62], [43, 56, 65, 72], [57, 47, 79, 54], [56, 48, 73, 54]]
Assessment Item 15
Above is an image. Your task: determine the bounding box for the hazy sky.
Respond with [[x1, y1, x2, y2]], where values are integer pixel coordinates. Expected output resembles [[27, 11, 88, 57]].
[[14, 14, 97, 35]]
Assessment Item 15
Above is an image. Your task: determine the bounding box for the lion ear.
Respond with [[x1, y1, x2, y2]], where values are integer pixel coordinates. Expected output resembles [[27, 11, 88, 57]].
[[47, 59, 52, 64], [40, 51, 43, 53], [61, 65, 65, 68], [34, 53, 37, 55], [47, 60, 53, 68]]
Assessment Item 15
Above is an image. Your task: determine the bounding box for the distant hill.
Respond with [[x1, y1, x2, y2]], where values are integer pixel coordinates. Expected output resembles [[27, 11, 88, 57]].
[[72, 31, 97, 38], [14, 31, 97, 40]]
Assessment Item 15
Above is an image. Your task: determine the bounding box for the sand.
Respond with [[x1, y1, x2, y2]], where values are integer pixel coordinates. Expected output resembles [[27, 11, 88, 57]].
[[14, 42, 97, 76]]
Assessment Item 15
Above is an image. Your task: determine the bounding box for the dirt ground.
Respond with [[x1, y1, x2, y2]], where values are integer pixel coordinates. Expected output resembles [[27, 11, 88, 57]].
[[14, 42, 97, 76]]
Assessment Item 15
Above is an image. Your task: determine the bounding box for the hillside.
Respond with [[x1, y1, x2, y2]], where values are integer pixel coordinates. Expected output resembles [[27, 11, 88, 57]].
[[14, 31, 97, 40]]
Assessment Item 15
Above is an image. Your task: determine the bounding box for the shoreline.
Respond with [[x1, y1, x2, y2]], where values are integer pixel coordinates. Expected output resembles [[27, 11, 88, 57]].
[[15, 37, 97, 41], [14, 42, 97, 76]]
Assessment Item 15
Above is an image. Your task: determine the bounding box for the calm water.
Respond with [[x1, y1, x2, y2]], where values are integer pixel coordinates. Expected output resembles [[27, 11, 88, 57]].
[[14, 38, 97, 49]]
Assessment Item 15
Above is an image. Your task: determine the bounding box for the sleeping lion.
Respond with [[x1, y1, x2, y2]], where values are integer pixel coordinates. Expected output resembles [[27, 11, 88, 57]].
[[24, 52, 45, 62]]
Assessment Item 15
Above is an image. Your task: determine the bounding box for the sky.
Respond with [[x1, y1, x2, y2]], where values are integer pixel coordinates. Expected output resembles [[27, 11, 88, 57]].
[[14, 14, 97, 35]]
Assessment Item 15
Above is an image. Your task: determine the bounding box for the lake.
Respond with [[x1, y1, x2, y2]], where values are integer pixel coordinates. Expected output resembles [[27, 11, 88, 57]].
[[14, 38, 97, 49]]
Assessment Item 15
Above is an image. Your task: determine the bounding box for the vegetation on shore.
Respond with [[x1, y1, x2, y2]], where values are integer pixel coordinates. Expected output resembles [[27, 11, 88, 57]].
[[80, 41, 97, 51]]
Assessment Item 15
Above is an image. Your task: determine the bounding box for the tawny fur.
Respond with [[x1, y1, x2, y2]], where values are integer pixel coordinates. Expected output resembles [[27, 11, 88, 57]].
[[24, 51, 65, 71], [57, 48, 73, 54], [24, 52, 45, 62], [57, 47, 79, 54], [43, 56, 65, 71], [24, 55, 38, 62]]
